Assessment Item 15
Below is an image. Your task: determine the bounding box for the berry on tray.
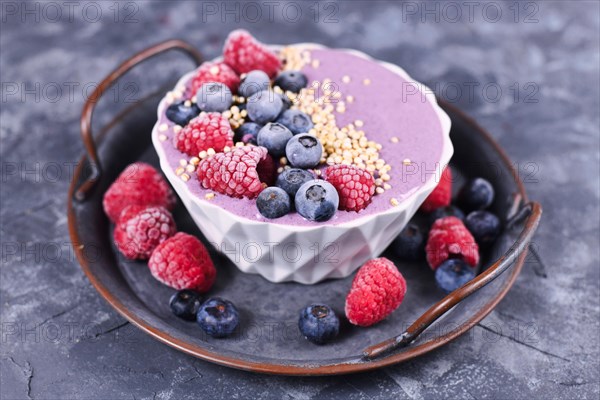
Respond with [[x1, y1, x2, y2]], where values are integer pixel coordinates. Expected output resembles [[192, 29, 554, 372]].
[[247, 90, 284, 124], [392, 223, 424, 261], [223, 29, 281, 77], [170, 289, 202, 321], [174, 112, 234, 156], [285, 134, 323, 169], [256, 187, 291, 219], [235, 122, 263, 145], [429, 205, 465, 225], [425, 216, 479, 270], [420, 166, 452, 213], [435, 259, 476, 293], [274, 70, 308, 93], [197, 146, 273, 198], [325, 164, 375, 212], [196, 82, 233, 113], [464, 210, 501, 245], [295, 180, 339, 222], [238, 70, 270, 98], [345, 257, 407, 327], [165, 101, 201, 127], [114, 205, 176, 260], [197, 298, 240, 338], [276, 109, 314, 135], [458, 177, 495, 212], [103, 162, 176, 223], [276, 168, 314, 199], [190, 61, 240, 95], [257, 122, 293, 157], [298, 304, 340, 345], [148, 232, 216, 292]]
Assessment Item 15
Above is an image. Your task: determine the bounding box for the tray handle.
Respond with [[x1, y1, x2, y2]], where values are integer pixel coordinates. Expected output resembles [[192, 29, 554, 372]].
[[363, 201, 542, 360], [75, 40, 203, 201]]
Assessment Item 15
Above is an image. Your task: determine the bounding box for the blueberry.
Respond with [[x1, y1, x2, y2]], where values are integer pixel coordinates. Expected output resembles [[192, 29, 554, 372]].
[[458, 178, 495, 212], [241, 134, 256, 144], [247, 90, 283, 124], [257, 187, 291, 219], [196, 82, 233, 112], [435, 259, 476, 293], [165, 101, 200, 126], [239, 70, 270, 98], [257, 122, 293, 157], [169, 290, 202, 321], [429, 205, 465, 225], [464, 211, 501, 245], [285, 134, 322, 169], [274, 70, 308, 93], [279, 93, 292, 112], [196, 298, 239, 338], [276, 168, 314, 199], [234, 122, 263, 144], [295, 180, 339, 222], [276, 109, 314, 135], [298, 304, 339, 344], [392, 223, 424, 261]]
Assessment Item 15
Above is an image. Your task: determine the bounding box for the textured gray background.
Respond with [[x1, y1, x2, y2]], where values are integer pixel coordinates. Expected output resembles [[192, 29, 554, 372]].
[[1, 1, 599, 399]]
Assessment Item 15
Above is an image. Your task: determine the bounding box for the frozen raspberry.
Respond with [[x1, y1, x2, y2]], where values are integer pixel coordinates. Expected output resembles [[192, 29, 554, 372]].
[[426, 216, 479, 269], [174, 112, 234, 156], [103, 162, 176, 223], [254, 150, 276, 186], [420, 167, 452, 213], [114, 205, 176, 260], [325, 165, 376, 212], [190, 61, 240, 96], [148, 232, 216, 292], [223, 30, 281, 78], [345, 258, 407, 327], [197, 146, 274, 198]]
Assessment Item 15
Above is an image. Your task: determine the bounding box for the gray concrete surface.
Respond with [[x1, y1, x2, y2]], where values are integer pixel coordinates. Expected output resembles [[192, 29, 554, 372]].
[[1, 1, 599, 399]]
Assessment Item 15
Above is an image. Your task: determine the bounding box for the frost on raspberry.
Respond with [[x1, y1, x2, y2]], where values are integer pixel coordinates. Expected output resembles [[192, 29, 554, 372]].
[[197, 146, 274, 199], [174, 112, 234, 156], [223, 29, 281, 78], [102, 162, 176, 223], [426, 216, 479, 269], [345, 257, 407, 327], [325, 165, 375, 212], [148, 232, 216, 292], [114, 205, 177, 260], [189, 61, 240, 96]]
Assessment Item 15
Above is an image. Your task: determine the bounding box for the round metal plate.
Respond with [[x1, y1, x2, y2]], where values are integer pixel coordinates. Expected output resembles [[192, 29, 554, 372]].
[[68, 95, 529, 375]]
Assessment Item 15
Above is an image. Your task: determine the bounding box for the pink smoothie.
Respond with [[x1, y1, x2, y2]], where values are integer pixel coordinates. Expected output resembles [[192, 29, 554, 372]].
[[155, 47, 445, 226]]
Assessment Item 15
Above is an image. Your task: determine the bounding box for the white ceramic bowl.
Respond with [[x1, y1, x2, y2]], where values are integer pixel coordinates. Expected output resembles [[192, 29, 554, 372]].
[[152, 44, 453, 284]]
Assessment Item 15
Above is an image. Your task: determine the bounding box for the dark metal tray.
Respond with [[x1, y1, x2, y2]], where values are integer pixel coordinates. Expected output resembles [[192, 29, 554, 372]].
[[68, 41, 541, 375]]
